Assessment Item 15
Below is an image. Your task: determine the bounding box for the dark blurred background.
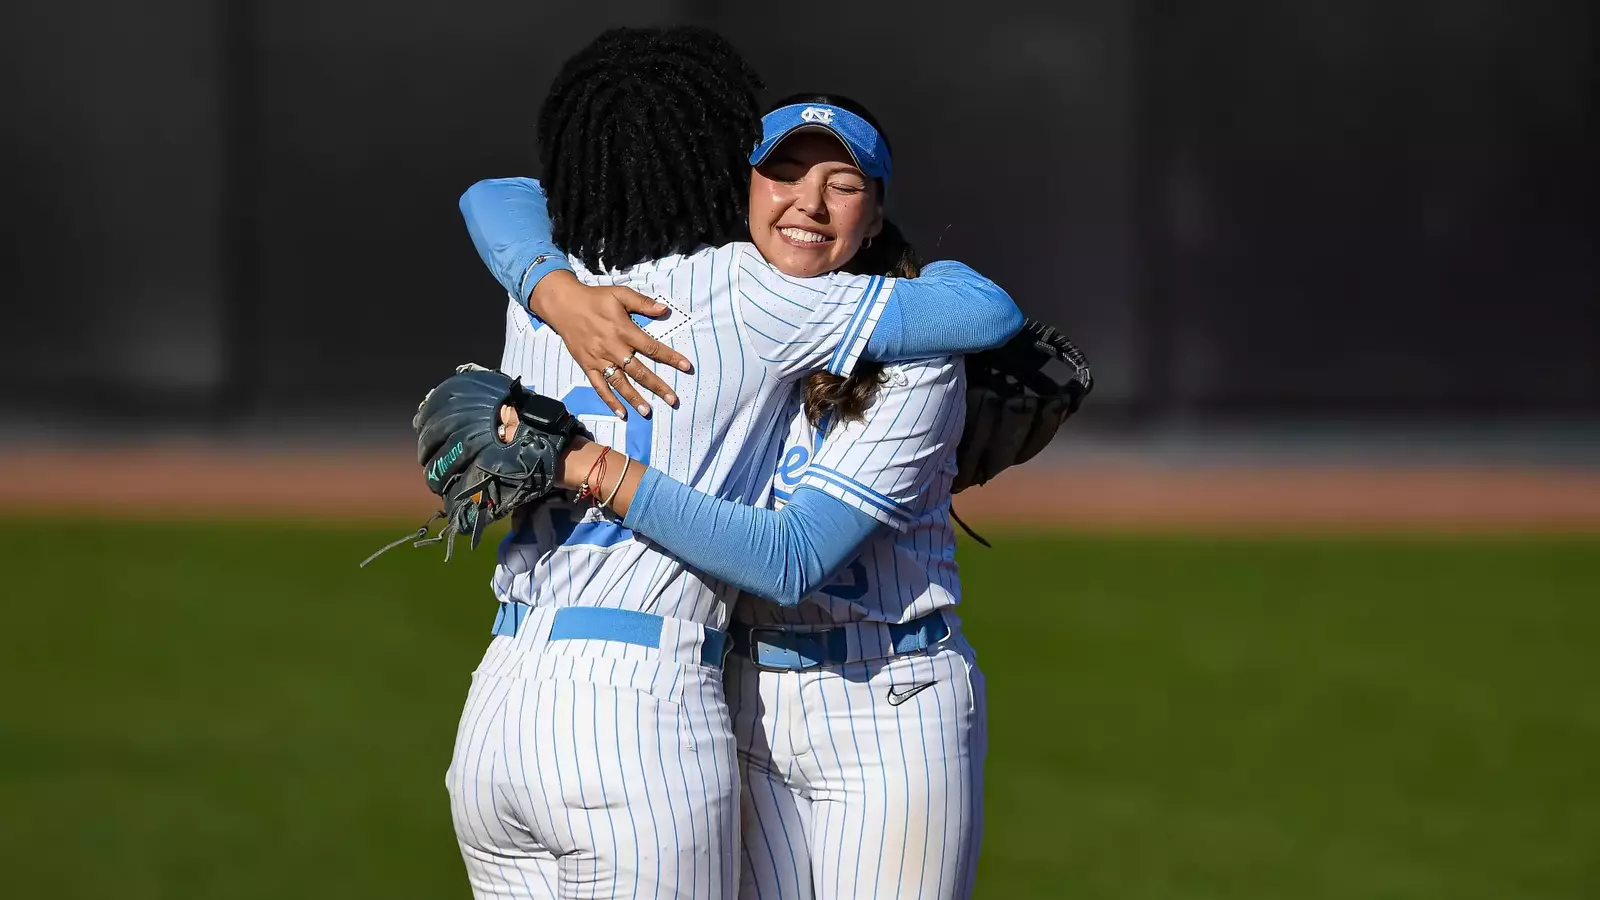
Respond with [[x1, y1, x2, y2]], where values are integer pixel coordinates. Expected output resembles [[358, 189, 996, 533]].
[[3, 6, 1598, 899], [3, 0, 1594, 431]]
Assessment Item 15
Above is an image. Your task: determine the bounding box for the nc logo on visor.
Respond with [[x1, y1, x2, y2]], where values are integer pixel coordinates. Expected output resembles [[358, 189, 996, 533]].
[[800, 106, 835, 125]]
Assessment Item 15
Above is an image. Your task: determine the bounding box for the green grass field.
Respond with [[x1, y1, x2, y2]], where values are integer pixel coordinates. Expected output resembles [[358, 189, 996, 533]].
[[2, 521, 1596, 899]]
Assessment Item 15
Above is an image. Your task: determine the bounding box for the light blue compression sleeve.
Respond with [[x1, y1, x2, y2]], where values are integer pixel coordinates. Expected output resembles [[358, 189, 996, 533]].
[[866, 260, 1023, 357], [622, 469, 881, 608], [459, 176, 1023, 356], [458, 177, 572, 304]]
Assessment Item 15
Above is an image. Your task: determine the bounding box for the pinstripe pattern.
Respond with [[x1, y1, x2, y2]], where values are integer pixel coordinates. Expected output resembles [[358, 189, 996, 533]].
[[729, 637, 987, 900], [492, 244, 897, 631], [448, 620, 741, 899], [449, 243, 896, 899], [747, 358, 967, 628], [729, 355, 988, 897]]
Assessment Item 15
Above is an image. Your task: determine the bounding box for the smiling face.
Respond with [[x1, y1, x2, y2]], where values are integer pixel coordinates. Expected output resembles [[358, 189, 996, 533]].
[[748, 130, 885, 278]]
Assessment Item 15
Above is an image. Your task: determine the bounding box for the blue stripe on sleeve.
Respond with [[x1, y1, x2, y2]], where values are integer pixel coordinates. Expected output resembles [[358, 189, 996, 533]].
[[798, 466, 911, 524], [827, 276, 884, 374], [825, 275, 876, 369]]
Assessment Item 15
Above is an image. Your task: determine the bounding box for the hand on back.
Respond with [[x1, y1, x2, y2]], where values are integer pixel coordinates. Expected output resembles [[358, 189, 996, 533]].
[[528, 271, 694, 420]]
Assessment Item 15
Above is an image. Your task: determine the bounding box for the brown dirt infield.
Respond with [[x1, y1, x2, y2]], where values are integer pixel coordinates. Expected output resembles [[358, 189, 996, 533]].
[[4, 443, 1598, 532]]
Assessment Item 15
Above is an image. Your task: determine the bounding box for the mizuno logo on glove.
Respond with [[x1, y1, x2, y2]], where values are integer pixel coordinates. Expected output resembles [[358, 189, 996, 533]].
[[428, 440, 464, 483]]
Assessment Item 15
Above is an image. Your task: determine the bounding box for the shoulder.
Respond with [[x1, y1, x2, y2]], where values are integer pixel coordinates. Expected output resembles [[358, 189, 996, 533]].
[[728, 243, 772, 285], [860, 358, 964, 418], [658, 243, 746, 289]]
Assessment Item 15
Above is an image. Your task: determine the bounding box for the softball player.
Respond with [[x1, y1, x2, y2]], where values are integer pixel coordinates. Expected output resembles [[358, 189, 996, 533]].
[[464, 93, 995, 898], [534, 351, 981, 900], [728, 361, 984, 900], [446, 32, 1018, 900]]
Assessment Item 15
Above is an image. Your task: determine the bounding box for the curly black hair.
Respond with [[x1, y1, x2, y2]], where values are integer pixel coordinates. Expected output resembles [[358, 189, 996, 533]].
[[536, 27, 765, 272]]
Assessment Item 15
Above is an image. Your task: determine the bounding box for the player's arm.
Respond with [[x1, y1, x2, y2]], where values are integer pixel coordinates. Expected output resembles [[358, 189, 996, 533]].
[[631, 476, 881, 609], [542, 452, 880, 609], [538, 360, 963, 606], [464, 178, 1017, 410], [461, 177, 691, 418], [737, 247, 1022, 381], [459, 176, 573, 302], [864, 260, 1024, 358]]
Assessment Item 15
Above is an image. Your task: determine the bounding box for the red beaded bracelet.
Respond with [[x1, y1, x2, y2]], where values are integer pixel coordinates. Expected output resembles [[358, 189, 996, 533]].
[[576, 446, 610, 503]]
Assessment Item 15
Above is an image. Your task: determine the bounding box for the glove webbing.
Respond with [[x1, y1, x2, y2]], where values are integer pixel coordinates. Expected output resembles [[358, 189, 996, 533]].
[[358, 478, 494, 568]]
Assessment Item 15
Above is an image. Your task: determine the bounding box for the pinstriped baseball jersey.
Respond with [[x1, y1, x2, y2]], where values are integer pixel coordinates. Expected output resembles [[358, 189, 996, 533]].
[[450, 243, 898, 900], [740, 356, 967, 627], [493, 242, 895, 630], [725, 358, 983, 900]]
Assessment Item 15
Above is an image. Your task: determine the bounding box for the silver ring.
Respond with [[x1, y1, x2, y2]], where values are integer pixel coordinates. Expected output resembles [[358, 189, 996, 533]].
[[601, 365, 619, 380], [619, 353, 636, 368]]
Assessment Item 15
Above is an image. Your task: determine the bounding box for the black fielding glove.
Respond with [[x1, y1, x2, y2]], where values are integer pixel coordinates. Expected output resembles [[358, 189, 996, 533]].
[[362, 364, 583, 566]]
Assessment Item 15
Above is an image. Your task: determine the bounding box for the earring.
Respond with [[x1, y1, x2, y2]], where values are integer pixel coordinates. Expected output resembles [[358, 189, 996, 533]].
[[864, 237, 874, 249]]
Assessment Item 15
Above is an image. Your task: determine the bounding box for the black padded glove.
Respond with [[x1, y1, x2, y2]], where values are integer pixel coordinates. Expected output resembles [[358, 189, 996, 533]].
[[954, 320, 1093, 493], [363, 364, 582, 565]]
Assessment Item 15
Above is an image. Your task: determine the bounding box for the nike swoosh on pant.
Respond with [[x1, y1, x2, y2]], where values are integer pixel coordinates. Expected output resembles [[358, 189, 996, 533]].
[[886, 681, 937, 706]]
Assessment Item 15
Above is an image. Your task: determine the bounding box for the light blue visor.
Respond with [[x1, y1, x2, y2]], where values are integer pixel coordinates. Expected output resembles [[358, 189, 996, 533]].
[[749, 103, 892, 184]]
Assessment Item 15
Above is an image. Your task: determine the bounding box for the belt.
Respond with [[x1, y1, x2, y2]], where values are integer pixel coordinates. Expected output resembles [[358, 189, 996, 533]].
[[729, 610, 951, 672], [492, 603, 727, 668]]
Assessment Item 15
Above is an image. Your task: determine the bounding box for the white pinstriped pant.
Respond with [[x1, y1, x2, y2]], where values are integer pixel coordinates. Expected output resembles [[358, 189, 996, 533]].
[[730, 634, 988, 900], [447, 611, 740, 899]]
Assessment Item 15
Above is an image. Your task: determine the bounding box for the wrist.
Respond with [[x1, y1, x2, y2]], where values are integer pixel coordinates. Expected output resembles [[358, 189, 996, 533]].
[[526, 268, 580, 320], [557, 437, 598, 491]]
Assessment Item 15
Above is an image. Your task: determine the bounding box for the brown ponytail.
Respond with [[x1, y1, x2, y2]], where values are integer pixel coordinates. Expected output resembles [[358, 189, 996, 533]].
[[802, 220, 922, 428]]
